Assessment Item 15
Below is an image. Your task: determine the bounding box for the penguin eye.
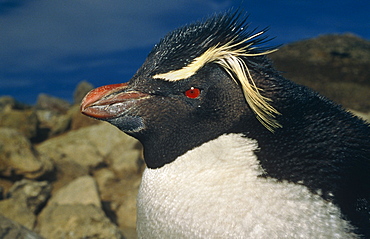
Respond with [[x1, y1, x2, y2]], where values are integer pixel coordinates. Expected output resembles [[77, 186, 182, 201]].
[[184, 87, 201, 99]]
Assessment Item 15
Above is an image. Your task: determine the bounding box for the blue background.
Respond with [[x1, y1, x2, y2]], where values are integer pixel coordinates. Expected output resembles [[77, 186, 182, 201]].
[[1, 0, 369, 104]]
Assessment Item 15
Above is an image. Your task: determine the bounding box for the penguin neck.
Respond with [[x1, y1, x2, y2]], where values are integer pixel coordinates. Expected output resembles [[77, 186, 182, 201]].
[[135, 119, 251, 169], [134, 110, 263, 169], [144, 133, 263, 180]]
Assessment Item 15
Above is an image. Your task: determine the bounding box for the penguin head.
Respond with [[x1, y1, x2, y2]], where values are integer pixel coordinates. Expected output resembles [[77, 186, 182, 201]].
[[81, 12, 281, 168]]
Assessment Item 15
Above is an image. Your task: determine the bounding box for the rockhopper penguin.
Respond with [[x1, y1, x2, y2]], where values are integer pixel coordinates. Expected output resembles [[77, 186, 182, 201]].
[[81, 12, 370, 238]]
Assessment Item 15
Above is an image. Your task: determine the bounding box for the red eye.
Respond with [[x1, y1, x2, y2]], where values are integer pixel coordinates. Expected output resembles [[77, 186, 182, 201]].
[[184, 87, 201, 99]]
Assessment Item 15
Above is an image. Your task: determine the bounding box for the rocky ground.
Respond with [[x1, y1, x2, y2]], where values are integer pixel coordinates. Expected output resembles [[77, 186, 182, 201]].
[[0, 81, 143, 239], [0, 34, 369, 239]]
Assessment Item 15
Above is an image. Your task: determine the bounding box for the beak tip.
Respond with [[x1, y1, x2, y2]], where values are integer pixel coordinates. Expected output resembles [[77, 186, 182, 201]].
[[79, 82, 129, 114], [80, 91, 94, 112]]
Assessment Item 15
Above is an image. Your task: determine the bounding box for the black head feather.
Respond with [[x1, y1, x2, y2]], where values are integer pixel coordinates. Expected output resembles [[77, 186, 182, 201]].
[[138, 11, 281, 131], [143, 11, 276, 77]]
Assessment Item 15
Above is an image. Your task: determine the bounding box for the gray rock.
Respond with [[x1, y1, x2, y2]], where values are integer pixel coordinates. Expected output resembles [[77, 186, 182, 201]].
[[0, 128, 54, 179], [35, 93, 70, 114], [37, 204, 125, 239], [49, 175, 101, 208], [0, 214, 43, 239]]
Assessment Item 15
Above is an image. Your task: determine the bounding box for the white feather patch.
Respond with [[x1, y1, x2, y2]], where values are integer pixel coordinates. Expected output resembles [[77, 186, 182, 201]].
[[137, 134, 357, 239]]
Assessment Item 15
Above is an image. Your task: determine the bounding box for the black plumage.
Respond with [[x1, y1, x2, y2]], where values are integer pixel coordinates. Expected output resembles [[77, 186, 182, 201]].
[[81, 11, 370, 237]]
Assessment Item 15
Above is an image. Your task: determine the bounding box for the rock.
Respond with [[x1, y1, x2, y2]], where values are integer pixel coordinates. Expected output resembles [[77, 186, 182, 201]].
[[49, 113, 71, 136], [270, 34, 370, 112], [0, 178, 13, 198], [0, 180, 51, 230], [37, 175, 124, 238], [116, 186, 139, 229], [73, 80, 94, 104], [0, 128, 54, 179], [8, 179, 51, 214], [94, 168, 142, 231], [69, 104, 100, 130], [0, 198, 35, 230], [36, 110, 71, 139], [37, 204, 125, 239], [35, 93, 70, 114], [0, 96, 30, 112], [105, 135, 143, 176], [48, 160, 90, 194], [0, 109, 39, 139], [0, 96, 17, 112], [49, 175, 101, 208], [94, 168, 116, 192], [37, 125, 105, 172], [36, 123, 141, 194], [37, 123, 142, 175], [0, 214, 44, 239], [93, 165, 142, 237]]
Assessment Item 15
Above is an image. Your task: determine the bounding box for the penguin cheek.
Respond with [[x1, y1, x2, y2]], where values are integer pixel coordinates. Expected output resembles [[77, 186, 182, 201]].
[[107, 116, 145, 133]]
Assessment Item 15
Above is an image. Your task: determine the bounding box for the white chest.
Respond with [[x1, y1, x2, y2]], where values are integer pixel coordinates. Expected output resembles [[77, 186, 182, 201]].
[[137, 134, 356, 238]]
